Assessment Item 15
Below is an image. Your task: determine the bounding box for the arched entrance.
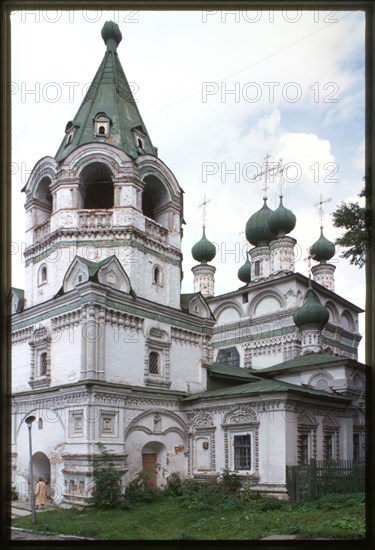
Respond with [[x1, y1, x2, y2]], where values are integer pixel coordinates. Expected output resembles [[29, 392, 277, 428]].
[[142, 442, 166, 489], [33, 451, 51, 499]]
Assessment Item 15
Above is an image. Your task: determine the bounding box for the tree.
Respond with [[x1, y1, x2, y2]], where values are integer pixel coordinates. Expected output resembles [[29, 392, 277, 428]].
[[332, 187, 371, 268]]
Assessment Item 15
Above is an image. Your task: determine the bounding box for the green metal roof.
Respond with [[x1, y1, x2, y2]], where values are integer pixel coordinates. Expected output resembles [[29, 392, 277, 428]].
[[254, 353, 354, 374], [183, 377, 350, 402], [55, 21, 157, 163], [209, 362, 260, 381]]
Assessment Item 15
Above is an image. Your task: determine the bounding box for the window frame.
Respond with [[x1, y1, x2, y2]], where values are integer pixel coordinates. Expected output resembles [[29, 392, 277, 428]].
[[233, 433, 252, 470], [38, 264, 48, 286]]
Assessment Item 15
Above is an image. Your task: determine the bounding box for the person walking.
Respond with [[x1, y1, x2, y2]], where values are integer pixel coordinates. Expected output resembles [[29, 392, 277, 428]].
[[35, 478, 47, 510]]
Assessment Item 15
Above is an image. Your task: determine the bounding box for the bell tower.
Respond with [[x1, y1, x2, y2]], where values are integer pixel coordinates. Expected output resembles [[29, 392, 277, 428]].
[[22, 22, 183, 309]]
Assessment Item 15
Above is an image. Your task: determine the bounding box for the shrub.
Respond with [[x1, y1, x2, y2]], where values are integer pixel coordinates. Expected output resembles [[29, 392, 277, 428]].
[[125, 467, 162, 503], [219, 469, 242, 493], [92, 443, 124, 509], [164, 472, 184, 496]]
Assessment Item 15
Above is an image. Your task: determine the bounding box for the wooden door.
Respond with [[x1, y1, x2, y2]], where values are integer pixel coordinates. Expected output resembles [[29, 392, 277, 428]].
[[142, 453, 157, 488]]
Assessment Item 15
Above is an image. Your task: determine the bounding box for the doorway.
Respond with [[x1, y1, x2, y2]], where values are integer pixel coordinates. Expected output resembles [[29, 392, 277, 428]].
[[142, 453, 157, 488]]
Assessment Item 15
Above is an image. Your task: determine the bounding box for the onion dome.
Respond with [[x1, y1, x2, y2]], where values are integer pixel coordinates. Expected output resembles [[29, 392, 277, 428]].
[[101, 21, 123, 51], [293, 280, 329, 330], [267, 196, 296, 238], [310, 228, 335, 263], [238, 257, 251, 284], [192, 227, 216, 264], [245, 199, 277, 246]]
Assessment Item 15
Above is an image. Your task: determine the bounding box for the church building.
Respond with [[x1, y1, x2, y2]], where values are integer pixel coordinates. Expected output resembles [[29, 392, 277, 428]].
[[10, 22, 366, 505]]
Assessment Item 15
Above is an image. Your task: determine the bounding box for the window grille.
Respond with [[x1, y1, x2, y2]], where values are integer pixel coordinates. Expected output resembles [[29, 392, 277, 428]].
[[149, 352, 159, 374], [325, 434, 333, 461], [217, 347, 240, 367], [234, 434, 251, 470], [300, 434, 309, 465], [39, 352, 47, 376]]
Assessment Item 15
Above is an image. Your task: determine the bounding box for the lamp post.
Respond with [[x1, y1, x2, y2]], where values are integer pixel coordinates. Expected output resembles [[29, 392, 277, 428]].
[[25, 415, 36, 524]]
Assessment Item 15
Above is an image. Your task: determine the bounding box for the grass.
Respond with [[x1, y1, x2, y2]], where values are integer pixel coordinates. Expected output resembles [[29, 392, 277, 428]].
[[12, 492, 366, 540]]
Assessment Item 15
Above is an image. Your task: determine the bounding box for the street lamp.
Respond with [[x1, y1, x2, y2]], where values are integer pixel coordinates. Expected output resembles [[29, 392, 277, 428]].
[[25, 415, 36, 524]]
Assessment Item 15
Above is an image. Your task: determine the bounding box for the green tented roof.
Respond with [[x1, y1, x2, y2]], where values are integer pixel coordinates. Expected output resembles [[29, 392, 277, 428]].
[[183, 378, 350, 402], [55, 21, 157, 163]]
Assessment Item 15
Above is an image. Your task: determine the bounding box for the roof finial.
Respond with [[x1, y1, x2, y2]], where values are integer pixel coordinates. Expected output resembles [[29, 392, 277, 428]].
[[101, 21, 122, 52], [314, 193, 332, 230], [198, 194, 211, 229], [277, 157, 284, 197], [250, 153, 278, 200]]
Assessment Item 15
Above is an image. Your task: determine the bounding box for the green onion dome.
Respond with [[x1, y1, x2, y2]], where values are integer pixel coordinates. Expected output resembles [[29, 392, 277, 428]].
[[267, 196, 296, 238], [238, 257, 251, 284], [245, 199, 277, 246], [310, 228, 335, 263], [293, 280, 329, 330], [192, 227, 216, 264]]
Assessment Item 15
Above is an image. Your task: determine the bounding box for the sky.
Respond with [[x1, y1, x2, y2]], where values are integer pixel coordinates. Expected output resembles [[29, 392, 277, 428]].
[[10, 9, 366, 360]]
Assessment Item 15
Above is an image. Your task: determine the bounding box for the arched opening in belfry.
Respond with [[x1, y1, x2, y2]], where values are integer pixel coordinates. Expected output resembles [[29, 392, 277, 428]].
[[141, 175, 169, 226], [34, 177, 53, 223], [80, 162, 114, 209]]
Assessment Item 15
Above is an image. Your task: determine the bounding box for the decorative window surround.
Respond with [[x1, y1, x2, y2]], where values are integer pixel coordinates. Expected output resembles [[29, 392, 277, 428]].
[[28, 326, 51, 389], [94, 113, 112, 138], [144, 328, 171, 388], [297, 412, 318, 464], [222, 408, 259, 477], [322, 415, 340, 461]]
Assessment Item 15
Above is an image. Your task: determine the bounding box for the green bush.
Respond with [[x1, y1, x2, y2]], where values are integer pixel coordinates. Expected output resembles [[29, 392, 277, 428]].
[[92, 443, 124, 509], [219, 469, 242, 493], [164, 472, 184, 496], [124, 467, 162, 503]]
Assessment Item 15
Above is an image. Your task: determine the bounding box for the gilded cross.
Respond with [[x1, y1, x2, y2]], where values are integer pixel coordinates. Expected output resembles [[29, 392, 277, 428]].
[[314, 194, 332, 228], [198, 195, 211, 228], [251, 153, 279, 199]]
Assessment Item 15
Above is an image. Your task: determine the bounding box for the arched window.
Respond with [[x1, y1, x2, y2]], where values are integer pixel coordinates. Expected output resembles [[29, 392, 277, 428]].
[[217, 347, 240, 367], [38, 265, 47, 286], [38, 417, 43, 430], [153, 266, 163, 286], [149, 352, 160, 374], [254, 260, 261, 277], [94, 113, 111, 137], [39, 352, 47, 377], [137, 138, 143, 149]]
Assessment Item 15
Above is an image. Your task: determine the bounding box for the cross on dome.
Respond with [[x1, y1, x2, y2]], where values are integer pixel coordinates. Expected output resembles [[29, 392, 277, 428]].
[[198, 195, 211, 228], [314, 194, 332, 229]]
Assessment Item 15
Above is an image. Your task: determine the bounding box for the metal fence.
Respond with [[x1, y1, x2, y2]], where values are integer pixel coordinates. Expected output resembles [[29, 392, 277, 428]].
[[286, 460, 365, 501]]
